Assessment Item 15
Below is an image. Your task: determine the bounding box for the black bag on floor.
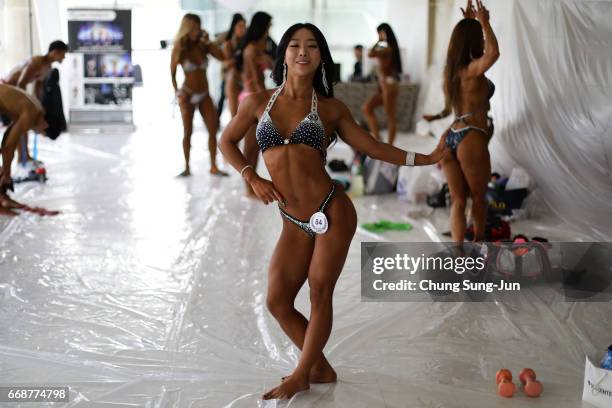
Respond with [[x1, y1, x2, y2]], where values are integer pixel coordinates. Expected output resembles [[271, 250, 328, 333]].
[[362, 156, 398, 195], [427, 183, 449, 208], [328, 159, 350, 172], [41, 68, 67, 140], [465, 212, 511, 241], [487, 187, 529, 215]]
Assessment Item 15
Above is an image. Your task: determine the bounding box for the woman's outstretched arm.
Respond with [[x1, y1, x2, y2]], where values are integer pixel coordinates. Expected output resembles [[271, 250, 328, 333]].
[[335, 100, 447, 166]]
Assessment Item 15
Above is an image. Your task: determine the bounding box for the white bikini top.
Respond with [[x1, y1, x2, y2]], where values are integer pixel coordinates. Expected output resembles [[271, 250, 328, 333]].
[[182, 57, 208, 73]]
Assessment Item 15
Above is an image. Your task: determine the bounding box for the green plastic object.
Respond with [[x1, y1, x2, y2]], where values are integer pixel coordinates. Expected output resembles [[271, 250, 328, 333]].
[[361, 220, 413, 233]]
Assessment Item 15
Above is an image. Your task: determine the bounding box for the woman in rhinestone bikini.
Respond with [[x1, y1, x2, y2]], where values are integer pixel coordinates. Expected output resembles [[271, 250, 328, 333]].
[[220, 23, 446, 400]]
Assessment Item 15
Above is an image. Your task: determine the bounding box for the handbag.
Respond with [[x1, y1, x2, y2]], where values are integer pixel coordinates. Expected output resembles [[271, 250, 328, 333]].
[[362, 156, 398, 195]]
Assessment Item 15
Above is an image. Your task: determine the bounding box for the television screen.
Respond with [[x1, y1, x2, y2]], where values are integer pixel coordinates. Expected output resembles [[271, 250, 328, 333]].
[[68, 9, 131, 52], [84, 53, 133, 77], [84, 83, 132, 105]]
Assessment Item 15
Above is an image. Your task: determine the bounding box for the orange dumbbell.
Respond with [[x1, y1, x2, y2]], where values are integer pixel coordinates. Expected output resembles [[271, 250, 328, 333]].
[[496, 369, 516, 397], [519, 368, 543, 397]]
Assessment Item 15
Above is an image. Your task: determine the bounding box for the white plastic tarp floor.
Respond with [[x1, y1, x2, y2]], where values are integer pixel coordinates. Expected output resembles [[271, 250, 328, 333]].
[[1, 128, 610, 408]]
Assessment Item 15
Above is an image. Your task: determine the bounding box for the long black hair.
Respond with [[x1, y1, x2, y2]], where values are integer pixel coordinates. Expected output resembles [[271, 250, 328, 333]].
[[272, 23, 338, 146], [235, 11, 272, 71], [444, 19, 484, 109], [271, 23, 336, 98], [226, 13, 245, 42], [377, 23, 402, 75]]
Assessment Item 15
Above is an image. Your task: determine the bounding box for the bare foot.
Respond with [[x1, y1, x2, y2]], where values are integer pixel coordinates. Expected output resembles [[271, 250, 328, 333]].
[[0, 206, 17, 217], [176, 169, 191, 178], [283, 360, 337, 384], [0, 194, 59, 216], [0, 194, 26, 210], [263, 374, 309, 400], [210, 167, 229, 177], [23, 206, 61, 216], [308, 362, 337, 383]]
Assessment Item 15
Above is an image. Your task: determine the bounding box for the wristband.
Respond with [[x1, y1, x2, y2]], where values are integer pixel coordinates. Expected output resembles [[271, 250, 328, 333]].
[[405, 151, 416, 166], [240, 164, 254, 178]]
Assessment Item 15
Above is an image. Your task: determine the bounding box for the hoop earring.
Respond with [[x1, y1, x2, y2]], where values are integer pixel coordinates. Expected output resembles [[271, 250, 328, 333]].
[[321, 62, 329, 95]]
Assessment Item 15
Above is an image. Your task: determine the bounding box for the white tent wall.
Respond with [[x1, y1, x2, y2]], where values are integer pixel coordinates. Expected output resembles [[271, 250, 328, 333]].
[[385, 0, 428, 84], [1, 0, 41, 73], [32, 0, 62, 51], [0, 1, 4, 71], [423, 0, 612, 240]]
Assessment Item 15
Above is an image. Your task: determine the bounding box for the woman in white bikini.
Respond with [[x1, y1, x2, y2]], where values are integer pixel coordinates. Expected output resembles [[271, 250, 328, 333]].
[[171, 13, 228, 177]]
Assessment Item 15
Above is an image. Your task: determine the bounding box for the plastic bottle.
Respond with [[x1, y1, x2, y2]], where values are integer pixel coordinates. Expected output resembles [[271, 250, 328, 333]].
[[350, 155, 364, 197], [601, 344, 612, 370]]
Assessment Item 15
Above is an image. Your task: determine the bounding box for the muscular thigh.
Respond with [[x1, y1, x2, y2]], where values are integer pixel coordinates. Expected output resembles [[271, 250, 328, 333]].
[[307, 189, 357, 287], [381, 84, 399, 116], [442, 153, 469, 201], [268, 218, 315, 299], [457, 131, 490, 193], [2, 117, 27, 150], [364, 91, 383, 111], [198, 94, 213, 115], [179, 99, 195, 123]]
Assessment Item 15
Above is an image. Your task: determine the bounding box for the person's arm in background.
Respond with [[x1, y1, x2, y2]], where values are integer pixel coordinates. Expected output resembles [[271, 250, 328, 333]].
[[423, 98, 452, 122], [336, 100, 447, 166], [243, 46, 266, 92], [460, 0, 477, 19], [221, 41, 236, 69], [207, 42, 226, 61], [260, 51, 274, 70], [170, 46, 180, 95], [201, 31, 225, 61], [1, 112, 44, 187], [368, 44, 391, 59], [465, 0, 499, 78]]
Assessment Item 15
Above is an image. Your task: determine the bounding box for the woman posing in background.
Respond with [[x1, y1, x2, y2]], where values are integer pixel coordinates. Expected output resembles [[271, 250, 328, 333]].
[[217, 13, 246, 118], [362, 23, 402, 145], [171, 13, 228, 177], [424, 0, 499, 242], [235, 11, 274, 195]]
